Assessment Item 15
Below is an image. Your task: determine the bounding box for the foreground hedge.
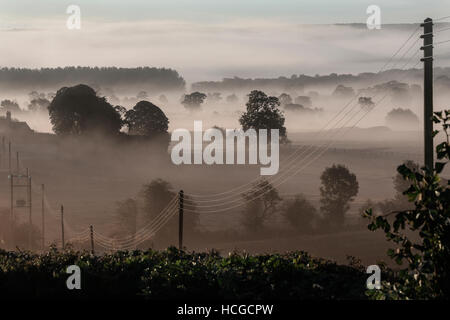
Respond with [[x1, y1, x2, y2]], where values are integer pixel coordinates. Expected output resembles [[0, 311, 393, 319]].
[[0, 247, 368, 299]]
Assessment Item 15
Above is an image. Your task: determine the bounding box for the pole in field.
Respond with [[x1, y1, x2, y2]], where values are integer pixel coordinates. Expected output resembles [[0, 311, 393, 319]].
[[90, 225, 94, 255], [41, 184, 45, 251], [0, 136, 2, 168], [178, 190, 184, 250], [8, 141, 11, 174], [61, 205, 65, 250], [9, 172, 13, 249], [421, 18, 434, 170], [28, 170, 32, 250], [16, 152, 19, 175], [1, 136, 6, 167]]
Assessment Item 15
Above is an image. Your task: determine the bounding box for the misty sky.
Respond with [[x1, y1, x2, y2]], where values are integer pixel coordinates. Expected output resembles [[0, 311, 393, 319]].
[[0, 0, 449, 82]]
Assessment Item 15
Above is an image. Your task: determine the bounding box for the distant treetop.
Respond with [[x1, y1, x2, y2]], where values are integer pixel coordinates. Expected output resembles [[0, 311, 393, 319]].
[[125, 101, 169, 136], [48, 84, 123, 136]]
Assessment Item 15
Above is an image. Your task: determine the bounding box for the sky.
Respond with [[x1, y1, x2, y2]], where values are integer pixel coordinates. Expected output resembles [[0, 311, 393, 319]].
[[0, 0, 449, 82]]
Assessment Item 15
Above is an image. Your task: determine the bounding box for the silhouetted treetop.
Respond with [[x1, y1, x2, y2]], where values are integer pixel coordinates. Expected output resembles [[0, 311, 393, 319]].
[[181, 92, 207, 110], [48, 84, 123, 136], [239, 90, 287, 142], [125, 101, 169, 136], [0, 99, 21, 113], [385, 108, 419, 130]]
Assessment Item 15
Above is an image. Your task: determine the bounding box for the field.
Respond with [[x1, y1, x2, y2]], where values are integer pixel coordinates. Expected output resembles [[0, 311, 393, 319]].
[[0, 126, 433, 267]]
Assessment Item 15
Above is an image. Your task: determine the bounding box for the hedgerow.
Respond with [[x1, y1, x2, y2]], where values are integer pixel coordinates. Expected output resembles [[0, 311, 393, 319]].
[[0, 247, 368, 300]]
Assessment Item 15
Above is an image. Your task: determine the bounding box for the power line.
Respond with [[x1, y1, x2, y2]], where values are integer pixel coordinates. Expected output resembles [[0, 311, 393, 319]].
[[435, 27, 450, 33], [184, 50, 422, 210], [435, 39, 450, 45], [435, 15, 450, 21], [184, 24, 423, 201], [183, 53, 422, 214]]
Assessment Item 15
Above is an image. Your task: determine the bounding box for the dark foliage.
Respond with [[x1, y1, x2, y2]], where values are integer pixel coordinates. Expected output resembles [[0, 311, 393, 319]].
[[239, 90, 287, 142], [363, 110, 450, 299], [0, 67, 185, 92], [48, 84, 123, 136], [0, 247, 368, 300], [124, 101, 169, 136], [282, 194, 317, 233], [385, 108, 419, 129], [241, 179, 282, 232], [320, 164, 359, 228], [181, 92, 207, 110]]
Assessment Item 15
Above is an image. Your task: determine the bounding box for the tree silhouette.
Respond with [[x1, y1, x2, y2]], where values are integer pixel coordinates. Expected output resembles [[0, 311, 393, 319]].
[[241, 179, 281, 232], [358, 97, 374, 111], [239, 90, 287, 142], [282, 194, 316, 232], [320, 164, 359, 228], [181, 92, 207, 110], [226, 94, 238, 104], [140, 179, 198, 247], [207, 92, 222, 103], [115, 198, 138, 237], [28, 97, 50, 112], [377, 160, 419, 214], [294, 96, 312, 108], [48, 84, 123, 135], [124, 101, 169, 136], [278, 93, 292, 106], [1, 99, 21, 113], [332, 85, 355, 99], [137, 91, 148, 100], [385, 108, 419, 130]]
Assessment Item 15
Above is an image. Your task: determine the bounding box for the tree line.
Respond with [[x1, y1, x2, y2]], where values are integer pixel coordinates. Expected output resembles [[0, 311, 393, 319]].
[[0, 67, 185, 92]]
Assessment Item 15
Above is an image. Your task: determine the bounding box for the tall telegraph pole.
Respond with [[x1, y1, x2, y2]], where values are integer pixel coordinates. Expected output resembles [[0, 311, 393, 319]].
[[421, 18, 434, 170], [41, 184, 45, 251], [178, 190, 184, 250]]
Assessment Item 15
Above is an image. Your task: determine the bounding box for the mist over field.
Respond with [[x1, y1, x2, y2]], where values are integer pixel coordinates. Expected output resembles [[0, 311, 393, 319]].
[[0, 0, 448, 273], [1, 62, 449, 265]]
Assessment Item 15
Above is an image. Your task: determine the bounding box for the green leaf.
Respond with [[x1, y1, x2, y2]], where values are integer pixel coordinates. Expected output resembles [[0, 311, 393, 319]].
[[435, 162, 446, 174]]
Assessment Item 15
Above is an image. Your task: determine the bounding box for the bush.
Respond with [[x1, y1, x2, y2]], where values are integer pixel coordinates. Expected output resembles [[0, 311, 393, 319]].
[[0, 247, 368, 300], [282, 194, 317, 233], [363, 110, 450, 299]]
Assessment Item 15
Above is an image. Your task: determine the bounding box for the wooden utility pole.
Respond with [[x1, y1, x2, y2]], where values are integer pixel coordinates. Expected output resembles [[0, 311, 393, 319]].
[[61, 205, 65, 250], [0, 136, 3, 168], [90, 225, 94, 255], [421, 18, 434, 170], [8, 141, 11, 174], [178, 190, 184, 250], [41, 184, 45, 251], [27, 170, 32, 250], [9, 172, 13, 249], [16, 152, 19, 175]]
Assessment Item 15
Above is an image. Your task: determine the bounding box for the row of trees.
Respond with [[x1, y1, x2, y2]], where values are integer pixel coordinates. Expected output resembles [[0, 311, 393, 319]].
[[44, 85, 291, 144], [241, 164, 359, 233], [240, 158, 432, 235], [47, 84, 170, 137], [0, 66, 185, 92]]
